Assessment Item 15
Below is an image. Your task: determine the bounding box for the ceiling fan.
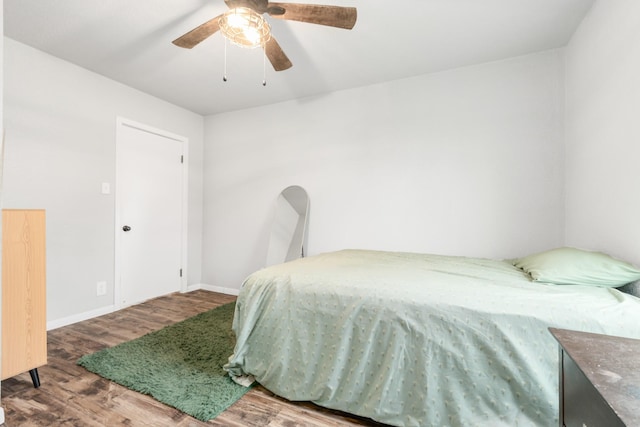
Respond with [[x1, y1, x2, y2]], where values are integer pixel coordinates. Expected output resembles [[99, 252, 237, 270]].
[[172, 0, 357, 71]]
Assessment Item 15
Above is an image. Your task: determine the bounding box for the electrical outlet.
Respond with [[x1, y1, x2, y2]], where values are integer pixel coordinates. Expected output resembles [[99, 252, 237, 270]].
[[96, 281, 107, 296]]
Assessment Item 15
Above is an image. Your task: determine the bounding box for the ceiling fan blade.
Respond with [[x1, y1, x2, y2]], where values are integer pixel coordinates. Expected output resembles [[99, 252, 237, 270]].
[[264, 37, 293, 71], [172, 15, 223, 49], [267, 3, 357, 29]]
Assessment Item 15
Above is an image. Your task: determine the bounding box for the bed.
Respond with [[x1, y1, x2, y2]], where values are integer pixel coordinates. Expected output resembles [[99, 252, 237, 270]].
[[224, 248, 640, 426]]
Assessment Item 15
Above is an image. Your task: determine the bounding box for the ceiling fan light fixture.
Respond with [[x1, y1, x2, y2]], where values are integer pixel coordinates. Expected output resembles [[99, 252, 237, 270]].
[[219, 7, 271, 49]]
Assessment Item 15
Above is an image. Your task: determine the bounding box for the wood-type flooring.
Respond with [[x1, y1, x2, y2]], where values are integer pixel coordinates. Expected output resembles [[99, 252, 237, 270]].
[[0, 290, 386, 426]]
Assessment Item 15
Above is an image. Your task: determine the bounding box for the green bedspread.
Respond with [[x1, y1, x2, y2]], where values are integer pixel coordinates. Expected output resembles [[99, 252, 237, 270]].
[[224, 249, 640, 426]]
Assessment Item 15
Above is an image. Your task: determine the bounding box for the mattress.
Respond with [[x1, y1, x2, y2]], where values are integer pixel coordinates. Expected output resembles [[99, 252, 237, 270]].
[[224, 249, 640, 426]]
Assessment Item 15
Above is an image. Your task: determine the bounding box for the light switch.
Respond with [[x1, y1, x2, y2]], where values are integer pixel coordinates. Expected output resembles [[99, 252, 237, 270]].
[[101, 182, 111, 194]]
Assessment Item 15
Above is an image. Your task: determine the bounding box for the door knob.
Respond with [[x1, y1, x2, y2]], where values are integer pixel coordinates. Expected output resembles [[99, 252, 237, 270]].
[[122, 225, 131, 232]]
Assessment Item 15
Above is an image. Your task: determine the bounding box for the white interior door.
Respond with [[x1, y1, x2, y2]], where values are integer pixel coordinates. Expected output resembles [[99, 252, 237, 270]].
[[115, 118, 187, 307]]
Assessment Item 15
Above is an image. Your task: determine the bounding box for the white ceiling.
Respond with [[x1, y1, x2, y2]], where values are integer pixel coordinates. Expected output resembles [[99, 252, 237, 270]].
[[4, 0, 595, 116]]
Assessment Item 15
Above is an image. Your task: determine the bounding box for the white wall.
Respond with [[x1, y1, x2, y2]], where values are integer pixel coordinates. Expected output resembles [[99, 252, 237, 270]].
[[2, 38, 204, 324], [203, 50, 566, 290], [565, 0, 640, 266]]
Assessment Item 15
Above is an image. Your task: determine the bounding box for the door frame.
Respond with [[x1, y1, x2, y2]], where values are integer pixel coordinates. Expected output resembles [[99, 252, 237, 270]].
[[114, 117, 189, 309]]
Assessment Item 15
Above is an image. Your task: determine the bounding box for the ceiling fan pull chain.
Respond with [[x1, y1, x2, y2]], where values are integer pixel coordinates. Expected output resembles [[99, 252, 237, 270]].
[[223, 38, 228, 82], [262, 46, 267, 87]]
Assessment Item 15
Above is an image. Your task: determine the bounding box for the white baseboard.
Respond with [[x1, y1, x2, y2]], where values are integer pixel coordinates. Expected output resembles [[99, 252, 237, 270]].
[[186, 283, 240, 296], [47, 304, 116, 331]]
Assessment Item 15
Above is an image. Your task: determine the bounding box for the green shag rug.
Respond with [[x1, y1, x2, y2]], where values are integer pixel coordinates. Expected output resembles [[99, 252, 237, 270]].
[[77, 302, 253, 422]]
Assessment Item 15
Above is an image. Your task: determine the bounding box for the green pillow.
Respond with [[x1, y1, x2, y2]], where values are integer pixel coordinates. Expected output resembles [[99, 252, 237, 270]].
[[512, 247, 640, 287]]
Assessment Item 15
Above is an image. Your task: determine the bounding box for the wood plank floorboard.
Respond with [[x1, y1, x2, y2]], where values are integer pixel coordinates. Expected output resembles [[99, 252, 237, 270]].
[[1, 290, 386, 427]]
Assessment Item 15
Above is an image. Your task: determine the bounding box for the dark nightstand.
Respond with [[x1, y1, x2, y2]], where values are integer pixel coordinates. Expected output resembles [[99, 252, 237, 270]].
[[550, 328, 640, 427]]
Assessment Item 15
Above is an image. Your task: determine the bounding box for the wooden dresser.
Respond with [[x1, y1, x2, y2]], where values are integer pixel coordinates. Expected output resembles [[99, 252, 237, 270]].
[[550, 327, 640, 427], [2, 209, 47, 387]]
